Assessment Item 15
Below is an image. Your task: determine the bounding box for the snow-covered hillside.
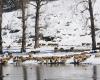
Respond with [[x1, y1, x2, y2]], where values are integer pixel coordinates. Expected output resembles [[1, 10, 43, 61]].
[[2, 0, 100, 50]]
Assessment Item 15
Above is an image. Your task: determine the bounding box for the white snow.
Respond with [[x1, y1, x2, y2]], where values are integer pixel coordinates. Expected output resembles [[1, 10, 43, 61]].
[[81, 54, 100, 64], [65, 57, 74, 64], [8, 58, 14, 64], [22, 60, 38, 64]]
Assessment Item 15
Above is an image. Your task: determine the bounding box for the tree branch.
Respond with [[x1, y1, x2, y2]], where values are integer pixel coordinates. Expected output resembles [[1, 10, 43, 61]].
[[76, 0, 88, 9], [40, 0, 48, 7], [29, 3, 37, 7]]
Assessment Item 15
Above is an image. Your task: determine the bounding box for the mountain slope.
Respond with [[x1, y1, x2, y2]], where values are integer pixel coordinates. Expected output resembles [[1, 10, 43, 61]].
[[2, 0, 100, 50]]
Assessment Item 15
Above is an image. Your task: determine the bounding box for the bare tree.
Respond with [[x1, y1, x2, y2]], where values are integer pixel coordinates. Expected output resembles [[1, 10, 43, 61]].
[[31, 0, 48, 49], [20, 0, 28, 52], [74, 0, 96, 50], [88, 0, 96, 50], [0, 64, 3, 80], [0, 0, 3, 54]]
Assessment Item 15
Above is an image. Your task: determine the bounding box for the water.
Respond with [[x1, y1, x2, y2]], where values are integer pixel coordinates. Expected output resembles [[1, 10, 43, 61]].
[[1, 64, 100, 80]]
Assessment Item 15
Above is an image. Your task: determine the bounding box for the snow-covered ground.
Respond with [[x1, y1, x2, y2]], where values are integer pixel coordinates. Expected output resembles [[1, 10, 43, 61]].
[[81, 54, 100, 64]]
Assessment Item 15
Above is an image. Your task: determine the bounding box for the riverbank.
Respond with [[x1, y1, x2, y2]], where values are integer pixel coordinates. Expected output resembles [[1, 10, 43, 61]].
[[0, 51, 100, 65]]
